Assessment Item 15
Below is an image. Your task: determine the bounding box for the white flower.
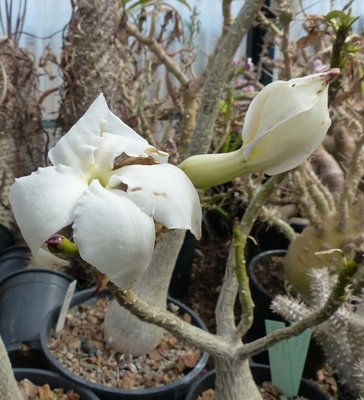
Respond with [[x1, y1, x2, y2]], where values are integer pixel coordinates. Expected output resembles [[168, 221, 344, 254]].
[[180, 68, 340, 188], [9, 94, 202, 289]]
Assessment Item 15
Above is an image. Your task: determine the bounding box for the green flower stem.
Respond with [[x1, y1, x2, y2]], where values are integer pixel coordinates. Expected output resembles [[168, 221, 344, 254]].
[[238, 251, 362, 359], [233, 224, 254, 336], [179, 147, 252, 189], [234, 172, 290, 338]]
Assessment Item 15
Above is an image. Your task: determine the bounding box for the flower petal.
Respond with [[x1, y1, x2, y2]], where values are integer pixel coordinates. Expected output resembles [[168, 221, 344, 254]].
[[242, 91, 330, 175], [95, 133, 155, 171], [109, 164, 202, 239], [242, 71, 333, 146], [72, 180, 155, 289], [105, 109, 150, 144], [9, 165, 87, 265], [48, 94, 108, 170]]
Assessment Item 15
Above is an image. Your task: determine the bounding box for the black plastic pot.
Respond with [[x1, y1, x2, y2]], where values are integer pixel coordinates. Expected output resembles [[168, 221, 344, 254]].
[[337, 382, 357, 400], [0, 268, 74, 352], [40, 288, 209, 400], [0, 224, 15, 251], [185, 364, 329, 400], [14, 368, 100, 400], [0, 245, 30, 283], [246, 250, 325, 379], [169, 231, 197, 299]]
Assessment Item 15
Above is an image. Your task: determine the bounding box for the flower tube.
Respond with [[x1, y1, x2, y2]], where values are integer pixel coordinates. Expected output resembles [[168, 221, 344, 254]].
[[179, 68, 340, 188]]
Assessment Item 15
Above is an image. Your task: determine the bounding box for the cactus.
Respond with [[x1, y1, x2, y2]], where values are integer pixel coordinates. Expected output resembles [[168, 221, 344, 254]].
[[272, 267, 364, 397], [284, 134, 364, 295], [59, 0, 135, 130], [0, 38, 45, 234]]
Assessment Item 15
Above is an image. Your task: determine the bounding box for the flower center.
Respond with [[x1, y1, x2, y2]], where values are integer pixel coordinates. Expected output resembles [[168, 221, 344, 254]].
[[89, 164, 113, 187]]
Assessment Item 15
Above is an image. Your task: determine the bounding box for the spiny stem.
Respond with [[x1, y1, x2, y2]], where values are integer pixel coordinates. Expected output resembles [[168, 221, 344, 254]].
[[337, 135, 364, 232], [293, 171, 323, 232], [260, 205, 298, 243], [238, 251, 362, 359], [298, 165, 332, 218], [303, 161, 336, 211]]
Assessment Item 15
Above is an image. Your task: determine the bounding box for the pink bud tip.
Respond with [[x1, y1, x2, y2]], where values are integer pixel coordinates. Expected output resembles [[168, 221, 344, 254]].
[[323, 68, 340, 84], [46, 234, 64, 249]]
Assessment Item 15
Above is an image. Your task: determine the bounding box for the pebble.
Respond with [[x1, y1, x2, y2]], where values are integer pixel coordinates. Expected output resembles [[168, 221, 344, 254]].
[[49, 297, 202, 389]]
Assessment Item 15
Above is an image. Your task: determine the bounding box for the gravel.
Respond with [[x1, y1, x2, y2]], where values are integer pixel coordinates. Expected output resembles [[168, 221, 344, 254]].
[[48, 297, 202, 389]]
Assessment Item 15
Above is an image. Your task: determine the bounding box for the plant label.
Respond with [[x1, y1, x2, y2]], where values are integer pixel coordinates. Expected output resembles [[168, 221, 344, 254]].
[[265, 319, 312, 397], [55, 280, 77, 332]]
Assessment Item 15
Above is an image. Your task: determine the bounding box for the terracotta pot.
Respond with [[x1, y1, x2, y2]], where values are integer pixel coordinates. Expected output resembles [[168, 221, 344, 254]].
[[14, 368, 100, 400], [40, 288, 209, 400], [246, 250, 325, 379], [185, 364, 330, 400]]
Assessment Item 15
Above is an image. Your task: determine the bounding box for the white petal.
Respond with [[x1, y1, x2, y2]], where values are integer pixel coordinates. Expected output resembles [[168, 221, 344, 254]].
[[95, 133, 154, 170], [48, 94, 108, 170], [242, 91, 330, 175], [105, 110, 149, 145], [72, 180, 155, 289], [109, 164, 202, 239], [33, 248, 69, 267], [9, 165, 87, 265], [104, 110, 170, 163], [242, 71, 332, 146]]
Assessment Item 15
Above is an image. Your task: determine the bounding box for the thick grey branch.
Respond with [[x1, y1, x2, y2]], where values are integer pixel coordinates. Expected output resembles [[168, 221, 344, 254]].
[[0, 336, 22, 400], [215, 246, 239, 337], [188, 0, 265, 156], [107, 282, 236, 359]]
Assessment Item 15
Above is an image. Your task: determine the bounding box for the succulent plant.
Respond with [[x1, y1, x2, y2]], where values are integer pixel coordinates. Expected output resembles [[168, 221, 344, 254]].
[[272, 267, 364, 396]]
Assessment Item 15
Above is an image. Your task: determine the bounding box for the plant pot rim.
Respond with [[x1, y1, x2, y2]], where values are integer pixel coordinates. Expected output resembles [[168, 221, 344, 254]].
[[0, 267, 73, 289], [0, 268, 74, 352], [40, 288, 209, 397], [186, 364, 329, 400], [0, 244, 29, 256], [14, 368, 101, 400], [248, 249, 288, 301]]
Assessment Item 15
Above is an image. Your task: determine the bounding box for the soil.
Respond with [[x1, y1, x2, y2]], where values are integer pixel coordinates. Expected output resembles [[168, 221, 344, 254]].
[[17, 378, 80, 399], [182, 231, 338, 399], [251, 254, 289, 297], [57, 224, 338, 399], [48, 296, 202, 390], [197, 380, 315, 400]]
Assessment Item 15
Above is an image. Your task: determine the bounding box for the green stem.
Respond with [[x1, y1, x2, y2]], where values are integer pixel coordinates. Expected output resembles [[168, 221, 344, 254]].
[[233, 224, 254, 336], [234, 172, 290, 337], [179, 148, 251, 189]]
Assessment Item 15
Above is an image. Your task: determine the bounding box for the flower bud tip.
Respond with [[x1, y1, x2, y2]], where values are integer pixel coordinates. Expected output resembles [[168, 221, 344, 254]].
[[324, 68, 340, 84]]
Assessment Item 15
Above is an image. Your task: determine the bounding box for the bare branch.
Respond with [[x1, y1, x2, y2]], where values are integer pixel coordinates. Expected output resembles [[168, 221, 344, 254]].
[[126, 21, 189, 86], [0, 336, 23, 400], [107, 282, 235, 359]]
